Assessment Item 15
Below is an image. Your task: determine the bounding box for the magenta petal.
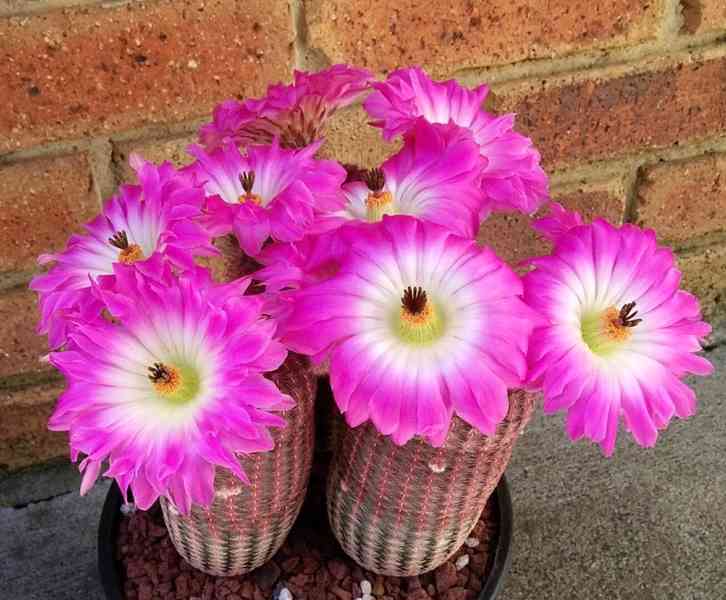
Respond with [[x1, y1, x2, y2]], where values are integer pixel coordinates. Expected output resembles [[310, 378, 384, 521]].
[[79, 458, 102, 496]]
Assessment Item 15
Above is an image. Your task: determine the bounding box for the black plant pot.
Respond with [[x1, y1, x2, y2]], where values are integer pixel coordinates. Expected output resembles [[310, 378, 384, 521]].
[[98, 472, 513, 600]]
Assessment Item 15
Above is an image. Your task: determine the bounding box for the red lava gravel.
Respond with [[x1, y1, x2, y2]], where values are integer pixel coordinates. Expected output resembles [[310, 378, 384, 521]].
[[116, 459, 498, 600]]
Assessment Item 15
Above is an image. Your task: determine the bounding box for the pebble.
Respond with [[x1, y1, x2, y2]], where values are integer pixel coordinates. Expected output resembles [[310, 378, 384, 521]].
[[118, 479, 497, 600], [120, 502, 137, 515], [455, 555, 470, 571], [464, 537, 480, 548], [278, 588, 293, 600]]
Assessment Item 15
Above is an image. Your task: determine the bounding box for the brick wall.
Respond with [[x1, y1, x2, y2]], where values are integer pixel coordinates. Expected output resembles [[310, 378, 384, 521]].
[[1, 0, 725, 471]]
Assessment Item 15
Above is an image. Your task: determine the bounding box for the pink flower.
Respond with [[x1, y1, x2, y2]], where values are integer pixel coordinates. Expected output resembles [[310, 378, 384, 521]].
[[315, 120, 484, 238], [255, 229, 350, 294], [199, 64, 373, 149], [185, 139, 346, 256], [48, 261, 292, 514], [30, 157, 216, 349], [282, 216, 537, 445], [364, 67, 549, 215], [524, 219, 713, 455], [531, 202, 584, 243], [254, 226, 361, 353]]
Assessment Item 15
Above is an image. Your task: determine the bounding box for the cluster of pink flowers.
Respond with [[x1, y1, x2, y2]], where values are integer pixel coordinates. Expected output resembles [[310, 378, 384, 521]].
[[33, 65, 712, 511]]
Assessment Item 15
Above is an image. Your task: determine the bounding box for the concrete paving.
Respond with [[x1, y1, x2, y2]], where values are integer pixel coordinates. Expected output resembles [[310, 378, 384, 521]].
[[1, 346, 724, 600]]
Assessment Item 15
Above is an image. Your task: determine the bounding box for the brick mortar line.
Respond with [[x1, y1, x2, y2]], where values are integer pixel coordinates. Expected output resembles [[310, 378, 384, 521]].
[[550, 162, 632, 189], [289, 0, 306, 69], [0, 138, 93, 166], [289, 0, 329, 71], [457, 30, 726, 88], [87, 139, 114, 208], [549, 134, 726, 187], [0, 118, 204, 166], [658, 0, 685, 42], [622, 165, 643, 225]]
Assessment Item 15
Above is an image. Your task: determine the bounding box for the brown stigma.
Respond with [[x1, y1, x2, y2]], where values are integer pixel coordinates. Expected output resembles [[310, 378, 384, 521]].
[[238, 171, 263, 205], [601, 301, 642, 343], [401, 286, 428, 316], [148, 362, 172, 383], [616, 301, 642, 328], [364, 168, 394, 220], [109, 230, 144, 264], [148, 361, 182, 396], [108, 230, 129, 250], [398, 285, 442, 343], [240, 171, 255, 194], [364, 168, 386, 193]]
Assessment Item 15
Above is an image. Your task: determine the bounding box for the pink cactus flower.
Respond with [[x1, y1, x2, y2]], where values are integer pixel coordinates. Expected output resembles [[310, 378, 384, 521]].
[[364, 67, 549, 216], [282, 216, 537, 446], [316, 120, 485, 238], [48, 260, 292, 514], [199, 64, 373, 149], [524, 219, 713, 455], [185, 139, 346, 256], [30, 157, 216, 349]]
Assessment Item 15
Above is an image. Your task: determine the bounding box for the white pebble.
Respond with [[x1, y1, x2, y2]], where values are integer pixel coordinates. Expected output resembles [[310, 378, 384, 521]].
[[455, 554, 470, 570], [362, 595, 373, 600], [465, 537, 480, 548], [360, 580, 372, 595], [278, 588, 293, 600]]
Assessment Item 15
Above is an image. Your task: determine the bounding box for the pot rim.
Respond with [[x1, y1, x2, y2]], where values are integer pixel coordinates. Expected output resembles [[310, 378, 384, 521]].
[[98, 475, 514, 600]]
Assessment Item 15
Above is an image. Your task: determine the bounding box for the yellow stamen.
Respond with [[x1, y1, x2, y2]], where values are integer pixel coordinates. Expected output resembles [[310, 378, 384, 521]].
[[396, 286, 445, 345], [401, 301, 433, 326], [603, 307, 632, 342], [151, 365, 182, 396], [147, 361, 200, 405], [365, 190, 394, 221], [238, 193, 263, 205], [118, 244, 144, 264]]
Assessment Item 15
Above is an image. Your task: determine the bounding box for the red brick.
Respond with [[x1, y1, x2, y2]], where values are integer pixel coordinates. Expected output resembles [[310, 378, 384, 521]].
[[113, 134, 197, 182], [678, 245, 726, 326], [478, 180, 627, 265], [682, 0, 726, 35], [637, 153, 726, 246], [0, 153, 97, 273], [304, 0, 662, 77], [0, 380, 67, 471], [0, 286, 49, 377], [0, 0, 293, 152], [491, 52, 726, 169]]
